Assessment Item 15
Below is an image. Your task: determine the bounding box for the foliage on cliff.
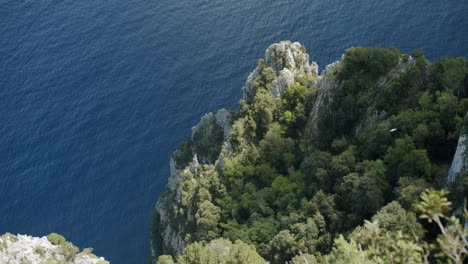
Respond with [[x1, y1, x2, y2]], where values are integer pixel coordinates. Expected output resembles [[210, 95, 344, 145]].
[[0, 232, 109, 264], [152, 42, 468, 263]]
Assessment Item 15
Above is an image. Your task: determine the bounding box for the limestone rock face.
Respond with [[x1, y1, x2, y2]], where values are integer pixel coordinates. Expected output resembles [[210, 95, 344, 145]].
[[152, 41, 468, 263], [152, 42, 425, 262], [151, 108, 232, 260], [215, 109, 232, 139], [308, 58, 342, 129], [448, 113, 468, 183], [243, 41, 318, 100], [305, 53, 418, 142], [243, 68, 261, 100], [272, 69, 295, 98], [190, 109, 231, 164], [0, 233, 108, 264], [265, 41, 318, 77], [153, 41, 320, 262], [153, 191, 187, 257]]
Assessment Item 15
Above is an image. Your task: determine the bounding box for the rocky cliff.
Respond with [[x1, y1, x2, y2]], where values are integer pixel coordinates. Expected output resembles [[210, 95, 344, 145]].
[[151, 41, 319, 260], [243, 41, 318, 101], [151, 108, 233, 258], [0, 233, 108, 264], [151, 41, 468, 263], [448, 113, 468, 183]]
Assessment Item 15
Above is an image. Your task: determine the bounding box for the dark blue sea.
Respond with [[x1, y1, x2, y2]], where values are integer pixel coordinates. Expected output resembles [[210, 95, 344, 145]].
[[1, 0, 467, 263]]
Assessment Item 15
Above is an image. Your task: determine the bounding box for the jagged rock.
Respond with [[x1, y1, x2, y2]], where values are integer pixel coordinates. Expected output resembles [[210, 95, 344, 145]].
[[167, 158, 180, 191], [190, 109, 231, 164], [243, 68, 261, 101], [188, 155, 199, 173], [215, 109, 232, 139], [154, 197, 186, 258], [272, 68, 295, 98], [307, 57, 343, 132], [265, 41, 318, 77], [152, 109, 233, 261], [153, 41, 322, 262], [448, 113, 468, 183], [152, 42, 468, 263], [307, 52, 416, 140], [0, 233, 108, 264], [243, 41, 318, 100]]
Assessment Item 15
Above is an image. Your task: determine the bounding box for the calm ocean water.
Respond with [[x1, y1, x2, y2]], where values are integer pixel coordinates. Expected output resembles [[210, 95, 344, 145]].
[[1, 0, 467, 263]]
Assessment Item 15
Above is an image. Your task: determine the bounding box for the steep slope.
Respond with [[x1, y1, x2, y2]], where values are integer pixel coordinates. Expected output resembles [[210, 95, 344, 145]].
[[151, 41, 319, 258], [151, 41, 468, 263], [448, 113, 468, 183], [0, 233, 108, 264]]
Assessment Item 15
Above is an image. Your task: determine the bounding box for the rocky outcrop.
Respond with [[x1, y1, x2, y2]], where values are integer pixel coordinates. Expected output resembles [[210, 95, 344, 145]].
[[152, 41, 323, 262], [308, 58, 342, 130], [448, 113, 468, 183], [305, 52, 419, 140], [0, 233, 108, 264], [152, 41, 468, 263], [153, 189, 187, 257], [215, 109, 232, 139], [265, 41, 318, 77], [243, 41, 318, 100], [190, 109, 231, 165], [151, 108, 232, 260]]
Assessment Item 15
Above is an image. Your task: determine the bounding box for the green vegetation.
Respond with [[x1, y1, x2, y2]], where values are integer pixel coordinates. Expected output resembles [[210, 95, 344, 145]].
[[153, 45, 468, 263], [0, 232, 109, 263], [158, 239, 265, 264], [172, 112, 225, 168], [47, 233, 80, 260]]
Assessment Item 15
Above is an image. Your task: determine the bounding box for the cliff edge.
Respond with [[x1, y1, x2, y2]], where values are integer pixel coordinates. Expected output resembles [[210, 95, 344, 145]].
[[151, 41, 467, 263], [0, 233, 108, 264]]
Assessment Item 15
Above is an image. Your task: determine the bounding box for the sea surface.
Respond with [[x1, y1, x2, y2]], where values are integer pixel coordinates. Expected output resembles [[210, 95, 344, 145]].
[[1, 0, 467, 263]]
